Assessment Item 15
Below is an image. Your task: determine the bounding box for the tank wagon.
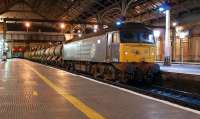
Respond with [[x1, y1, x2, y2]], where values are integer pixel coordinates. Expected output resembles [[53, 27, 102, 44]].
[[25, 45, 63, 66], [25, 23, 160, 83]]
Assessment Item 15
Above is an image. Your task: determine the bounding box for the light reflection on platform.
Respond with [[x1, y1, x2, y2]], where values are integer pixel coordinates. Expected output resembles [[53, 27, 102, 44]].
[[160, 64, 200, 75]]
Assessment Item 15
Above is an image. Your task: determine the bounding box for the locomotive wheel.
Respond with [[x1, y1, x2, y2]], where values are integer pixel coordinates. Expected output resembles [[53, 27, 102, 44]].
[[66, 63, 72, 71], [89, 65, 98, 78], [69, 63, 75, 72], [103, 65, 116, 81], [145, 69, 154, 83], [92, 65, 102, 78]]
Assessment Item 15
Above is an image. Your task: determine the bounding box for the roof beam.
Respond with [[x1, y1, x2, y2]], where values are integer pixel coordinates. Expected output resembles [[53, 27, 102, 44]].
[[4, 18, 99, 25], [57, 0, 80, 19], [0, 0, 22, 15]]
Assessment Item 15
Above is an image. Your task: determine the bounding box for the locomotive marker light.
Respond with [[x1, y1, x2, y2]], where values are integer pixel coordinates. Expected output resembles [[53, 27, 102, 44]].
[[159, 1, 171, 65], [124, 51, 128, 55]]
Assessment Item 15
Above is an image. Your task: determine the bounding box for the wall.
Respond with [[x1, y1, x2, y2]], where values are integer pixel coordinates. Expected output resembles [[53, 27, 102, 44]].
[[190, 36, 200, 62], [156, 25, 200, 62]]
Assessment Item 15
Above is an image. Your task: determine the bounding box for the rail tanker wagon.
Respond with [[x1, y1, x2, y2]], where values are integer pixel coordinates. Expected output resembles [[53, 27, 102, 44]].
[[54, 45, 63, 66], [63, 23, 160, 82], [47, 47, 56, 64]]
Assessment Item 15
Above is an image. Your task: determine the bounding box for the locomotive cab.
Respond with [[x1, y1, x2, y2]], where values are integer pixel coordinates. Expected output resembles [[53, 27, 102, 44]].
[[107, 23, 160, 82], [107, 24, 156, 64], [119, 30, 156, 63]]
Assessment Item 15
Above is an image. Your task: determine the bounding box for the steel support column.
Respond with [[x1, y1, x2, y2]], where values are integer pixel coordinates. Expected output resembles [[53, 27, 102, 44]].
[[2, 19, 8, 59], [3, 20, 6, 51], [164, 10, 171, 65]]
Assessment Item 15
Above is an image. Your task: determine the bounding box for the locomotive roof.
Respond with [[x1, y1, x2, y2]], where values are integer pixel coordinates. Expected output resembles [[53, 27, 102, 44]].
[[65, 22, 152, 43]]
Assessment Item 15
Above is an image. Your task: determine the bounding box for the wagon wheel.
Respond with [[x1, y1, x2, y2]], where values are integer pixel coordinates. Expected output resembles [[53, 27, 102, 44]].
[[69, 63, 75, 72], [66, 63, 70, 71], [90, 65, 100, 78]]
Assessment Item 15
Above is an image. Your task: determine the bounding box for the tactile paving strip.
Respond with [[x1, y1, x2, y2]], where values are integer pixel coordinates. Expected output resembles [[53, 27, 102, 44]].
[[0, 60, 88, 119], [0, 90, 85, 118]]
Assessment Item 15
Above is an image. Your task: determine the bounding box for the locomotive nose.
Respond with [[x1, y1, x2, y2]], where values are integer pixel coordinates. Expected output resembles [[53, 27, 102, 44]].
[[120, 43, 155, 63]]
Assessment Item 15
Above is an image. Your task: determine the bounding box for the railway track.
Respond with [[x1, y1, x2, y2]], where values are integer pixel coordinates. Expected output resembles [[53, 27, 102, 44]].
[[92, 77, 200, 111], [132, 85, 200, 110], [84, 73, 200, 111], [42, 63, 200, 111]]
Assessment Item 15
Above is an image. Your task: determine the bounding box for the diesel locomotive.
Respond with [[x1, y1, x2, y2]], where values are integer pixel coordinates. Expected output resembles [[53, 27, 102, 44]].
[[25, 22, 160, 83]]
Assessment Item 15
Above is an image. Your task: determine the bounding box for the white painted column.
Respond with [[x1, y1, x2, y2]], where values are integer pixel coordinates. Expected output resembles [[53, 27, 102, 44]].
[[164, 10, 171, 65]]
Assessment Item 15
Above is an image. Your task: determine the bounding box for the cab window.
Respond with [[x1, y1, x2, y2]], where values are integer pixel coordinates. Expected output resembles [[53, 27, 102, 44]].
[[139, 33, 155, 44], [120, 30, 155, 44], [120, 31, 138, 43]]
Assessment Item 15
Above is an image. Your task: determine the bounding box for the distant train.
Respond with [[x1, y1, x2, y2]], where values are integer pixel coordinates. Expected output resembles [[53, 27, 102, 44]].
[[25, 23, 160, 83]]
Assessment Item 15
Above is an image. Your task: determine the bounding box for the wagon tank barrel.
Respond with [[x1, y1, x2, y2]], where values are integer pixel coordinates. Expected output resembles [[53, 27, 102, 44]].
[[54, 45, 63, 57]]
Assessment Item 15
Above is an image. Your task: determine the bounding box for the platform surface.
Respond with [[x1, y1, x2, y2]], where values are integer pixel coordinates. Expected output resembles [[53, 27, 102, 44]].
[[0, 59, 199, 119], [160, 63, 200, 75]]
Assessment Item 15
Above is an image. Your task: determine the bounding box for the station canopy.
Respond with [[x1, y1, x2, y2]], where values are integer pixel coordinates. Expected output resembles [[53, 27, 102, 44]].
[[0, 0, 199, 27]]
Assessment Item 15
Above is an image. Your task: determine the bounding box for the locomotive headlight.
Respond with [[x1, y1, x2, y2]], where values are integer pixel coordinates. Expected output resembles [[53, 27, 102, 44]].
[[124, 51, 128, 55]]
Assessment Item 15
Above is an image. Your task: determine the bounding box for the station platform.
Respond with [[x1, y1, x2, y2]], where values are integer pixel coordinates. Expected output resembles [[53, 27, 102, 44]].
[[160, 63, 200, 76], [0, 59, 199, 119]]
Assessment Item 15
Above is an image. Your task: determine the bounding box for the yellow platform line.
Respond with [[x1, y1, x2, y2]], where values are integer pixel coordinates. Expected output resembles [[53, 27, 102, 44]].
[[26, 64, 105, 119]]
